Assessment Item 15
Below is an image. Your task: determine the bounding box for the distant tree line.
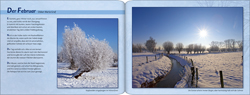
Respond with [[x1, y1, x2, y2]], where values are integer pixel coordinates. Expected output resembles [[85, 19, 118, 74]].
[[132, 37, 243, 54], [208, 39, 242, 52]]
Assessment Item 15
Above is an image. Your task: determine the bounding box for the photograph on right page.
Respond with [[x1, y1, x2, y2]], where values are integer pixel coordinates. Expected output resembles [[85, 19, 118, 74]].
[[132, 7, 243, 88]]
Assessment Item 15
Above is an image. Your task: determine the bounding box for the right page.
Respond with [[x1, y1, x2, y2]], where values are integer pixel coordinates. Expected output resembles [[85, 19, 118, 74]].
[[126, 0, 249, 94]]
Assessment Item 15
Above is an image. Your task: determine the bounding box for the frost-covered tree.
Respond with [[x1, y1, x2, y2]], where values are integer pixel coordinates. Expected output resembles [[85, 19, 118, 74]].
[[73, 37, 114, 79], [210, 41, 220, 51], [193, 44, 202, 54], [236, 40, 243, 51], [201, 46, 206, 53], [210, 46, 219, 51], [231, 39, 236, 51], [176, 43, 183, 54], [60, 24, 86, 69], [198, 44, 202, 53], [186, 44, 194, 54], [224, 39, 237, 51], [113, 53, 118, 63], [145, 37, 157, 52], [193, 44, 199, 54], [75, 37, 114, 71], [218, 42, 224, 52], [224, 39, 231, 51], [163, 41, 173, 54], [60, 24, 114, 79]]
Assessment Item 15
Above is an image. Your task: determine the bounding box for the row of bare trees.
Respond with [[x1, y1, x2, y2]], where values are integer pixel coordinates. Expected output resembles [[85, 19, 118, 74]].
[[186, 44, 206, 54], [132, 37, 206, 54], [208, 39, 243, 52], [132, 37, 243, 54], [161, 41, 206, 54]]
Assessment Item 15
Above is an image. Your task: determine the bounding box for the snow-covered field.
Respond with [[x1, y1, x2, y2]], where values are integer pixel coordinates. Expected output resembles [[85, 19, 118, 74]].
[[132, 52, 161, 66], [183, 52, 243, 88], [132, 52, 172, 88], [57, 62, 118, 88]]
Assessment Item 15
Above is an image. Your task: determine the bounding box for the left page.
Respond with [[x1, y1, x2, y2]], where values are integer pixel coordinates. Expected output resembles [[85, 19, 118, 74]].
[[0, 0, 124, 94]]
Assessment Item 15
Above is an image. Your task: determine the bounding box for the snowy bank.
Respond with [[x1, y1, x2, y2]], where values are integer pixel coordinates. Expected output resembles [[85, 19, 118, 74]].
[[184, 52, 243, 88], [168, 55, 193, 88], [132, 52, 161, 67], [132, 55, 172, 88], [168, 55, 188, 66], [57, 62, 118, 88]]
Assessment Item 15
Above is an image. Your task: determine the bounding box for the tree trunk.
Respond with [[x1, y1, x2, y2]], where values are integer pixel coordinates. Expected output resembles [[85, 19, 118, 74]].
[[69, 59, 77, 70], [73, 68, 91, 79]]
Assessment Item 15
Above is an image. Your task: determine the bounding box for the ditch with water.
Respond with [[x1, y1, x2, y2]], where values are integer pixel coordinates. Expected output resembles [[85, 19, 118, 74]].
[[154, 57, 184, 88]]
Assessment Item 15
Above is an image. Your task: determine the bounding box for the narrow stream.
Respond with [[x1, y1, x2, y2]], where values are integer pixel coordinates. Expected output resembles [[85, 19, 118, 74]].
[[155, 57, 184, 88]]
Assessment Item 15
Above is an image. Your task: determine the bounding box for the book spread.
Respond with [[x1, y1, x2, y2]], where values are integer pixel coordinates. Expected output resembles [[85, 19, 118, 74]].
[[0, 0, 249, 95]]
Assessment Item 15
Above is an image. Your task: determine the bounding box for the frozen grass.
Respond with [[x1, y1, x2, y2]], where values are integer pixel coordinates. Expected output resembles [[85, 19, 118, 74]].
[[57, 62, 118, 88], [132, 53, 172, 88], [183, 52, 243, 88]]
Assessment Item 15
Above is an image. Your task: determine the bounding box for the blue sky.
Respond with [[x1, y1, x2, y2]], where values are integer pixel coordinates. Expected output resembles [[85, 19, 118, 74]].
[[57, 18, 118, 54], [132, 7, 243, 48]]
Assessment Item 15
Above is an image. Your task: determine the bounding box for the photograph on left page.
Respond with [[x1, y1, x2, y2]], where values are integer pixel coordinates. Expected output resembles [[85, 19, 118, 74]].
[[57, 18, 118, 88]]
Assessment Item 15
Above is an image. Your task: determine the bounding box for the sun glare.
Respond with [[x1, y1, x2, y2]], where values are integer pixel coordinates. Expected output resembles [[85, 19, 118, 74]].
[[200, 30, 207, 38]]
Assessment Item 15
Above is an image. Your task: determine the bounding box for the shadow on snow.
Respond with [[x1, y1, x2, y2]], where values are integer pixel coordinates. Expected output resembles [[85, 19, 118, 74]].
[[57, 73, 73, 78]]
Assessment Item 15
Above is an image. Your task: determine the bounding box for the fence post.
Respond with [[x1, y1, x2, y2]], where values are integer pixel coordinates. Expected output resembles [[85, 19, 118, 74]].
[[146, 56, 148, 63], [191, 67, 194, 86], [196, 68, 198, 88], [191, 59, 194, 66], [220, 71, 224, 88], [155, 55, 157, 60]]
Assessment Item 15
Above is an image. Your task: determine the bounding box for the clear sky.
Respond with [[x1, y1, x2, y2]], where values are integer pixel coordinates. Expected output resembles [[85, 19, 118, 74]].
[[57, 18, 118, 54], [132, 7, 243, 48]]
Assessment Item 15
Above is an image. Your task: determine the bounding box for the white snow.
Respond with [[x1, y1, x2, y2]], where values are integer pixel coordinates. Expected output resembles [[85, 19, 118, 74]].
[[132, 52, 161, 66], [57, 62, 118, 88], [174, 65, 192, 88], [132, 53, 172, 88], [182, 52, 243, 88], [168, 55, 188, 66]]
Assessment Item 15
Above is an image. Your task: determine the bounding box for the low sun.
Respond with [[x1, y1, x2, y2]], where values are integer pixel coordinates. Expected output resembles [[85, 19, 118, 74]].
[[199, 30, 207, 38]]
